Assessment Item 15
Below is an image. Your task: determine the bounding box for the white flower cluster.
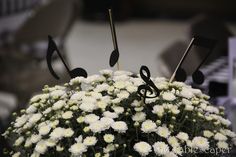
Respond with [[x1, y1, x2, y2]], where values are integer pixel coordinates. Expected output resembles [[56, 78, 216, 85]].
[[2, 69, 236, 157]]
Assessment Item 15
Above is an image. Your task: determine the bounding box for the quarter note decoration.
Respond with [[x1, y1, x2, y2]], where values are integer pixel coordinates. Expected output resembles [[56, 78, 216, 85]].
[[108, 9, 120, 70], [46, 35, 87, 80], [169, 36, 216, 85], [137, 66, 160, 104]]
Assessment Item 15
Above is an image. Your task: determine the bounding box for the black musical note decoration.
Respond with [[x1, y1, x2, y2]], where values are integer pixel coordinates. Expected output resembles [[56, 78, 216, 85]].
[[47, 35, 87, 80], [137, 66, 160, 104], [108, 9, 120, 70], [169, 36, 216, 85]]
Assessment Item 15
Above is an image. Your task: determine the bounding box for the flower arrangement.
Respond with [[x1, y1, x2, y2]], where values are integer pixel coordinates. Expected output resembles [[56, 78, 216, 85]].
[[2, 69, 236, 157]]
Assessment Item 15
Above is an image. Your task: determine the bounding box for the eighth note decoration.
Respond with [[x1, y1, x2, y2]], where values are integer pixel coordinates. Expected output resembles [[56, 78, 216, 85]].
[[108, 9, 120, 70], [169, 36, 216, 84], [46, 35, 87, 79]]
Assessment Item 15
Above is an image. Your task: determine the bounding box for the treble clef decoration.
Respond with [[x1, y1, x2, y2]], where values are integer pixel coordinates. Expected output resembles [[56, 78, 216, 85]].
[[137, 66, 160, 104]]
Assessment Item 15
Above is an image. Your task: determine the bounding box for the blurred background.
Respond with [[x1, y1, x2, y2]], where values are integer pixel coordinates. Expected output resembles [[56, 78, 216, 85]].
[[0, 0, 236, 156]]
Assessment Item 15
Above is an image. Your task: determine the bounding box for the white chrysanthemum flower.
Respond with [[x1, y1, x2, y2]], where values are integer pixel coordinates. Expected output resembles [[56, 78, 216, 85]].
[[153, 142, 170, 156], [64, 128, 74, 137], [82, 96, 96, 103], [114, 81, 126, 89], [62, 111, 73, 119], [31, 134, 42, 144], [52, 100, 65, 110], [217, 141, 229, 149], [83, 136, 97, 146], [56, 145, 64, 152], [86, 75, 106, 84], [157, 126, 171, 138], [29, 113, 42, 124], [180, 87, 194, 99], [111, 121, 128, 133], [50, 127, 65, 140], [113, 75, 130, 82], [131, 100, 142, 107], [43, 107, 52, 114], [103, 111, 118, 119], [168, 136, 179, 147], [25, 138, 32, 147], [14, 136, 24, 146], [39, 125, 51, 136], [103, 134, 115, 143], [219, 117, 231, 126], [186, 140, 193, 148], [113, 106, 125, 114], [170, 107, 180, 115], [222, 129, 236, 138], [84, 114, 100, 124], [130, 77, 143, 86], [103, 144, 115, 153], [90, 92, 102, 99], [99, 69, 113, 76], [77, 116, 85, 123], [30, 94, 41, 103], [96, 101, 108, 109], [200, 103, 207, 110], [156, 82, 169, 91], [50, 120, 59, 128], [176, 132, 189, 141], [182, 98, 192, 105], [80, 102, 97, 112], [45, 139, 57, 147], [141, 120, 157, 133], [26, 105, 37, 114], [135, 107, 144, 112], [134, 141, 152, 156], [152, 105, 164, 117], [205, 106, 219, 114], [100, 117, 114, 129], [112, 97, 123, 104], [70, 92, 85, 100], [12, 152, 21, 157], [126, 85, 137, 93], [89, 121, 106, 133], [162, 92, 176, 101], [94, 83, 109, 92], [203, 130, 214, 138], [50, 89, 65, 99], [185, 104, 194, 111], [14, 115, 28, 128], [69, 143, 87, 156], [117, 91, 130, 99], [35, 140, 47, 154], [132, 112, 146, 122], [69, 76, 84, 85], [214, 132, 227, 141], [192, 136, 209, 151], [23, 122, 33, 130]]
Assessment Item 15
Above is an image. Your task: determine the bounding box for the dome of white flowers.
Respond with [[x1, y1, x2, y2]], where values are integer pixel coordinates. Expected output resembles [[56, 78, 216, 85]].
[[2, 70, 236, 157]]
